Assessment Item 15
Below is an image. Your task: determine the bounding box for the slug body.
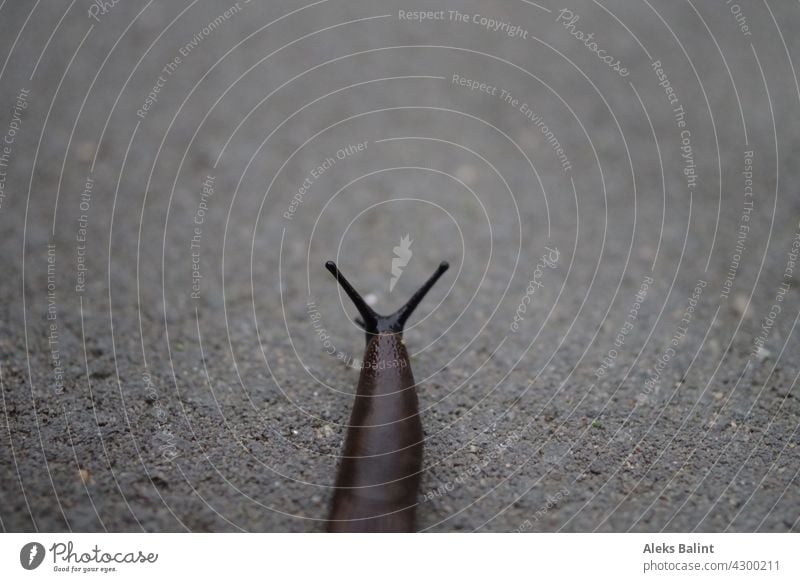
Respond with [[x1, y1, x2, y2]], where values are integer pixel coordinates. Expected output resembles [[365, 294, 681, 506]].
[[325, 260, 449, 532]]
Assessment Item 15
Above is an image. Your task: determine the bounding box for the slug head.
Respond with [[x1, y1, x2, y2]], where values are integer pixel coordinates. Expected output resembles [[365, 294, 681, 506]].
[[325, 260, 449, 344]]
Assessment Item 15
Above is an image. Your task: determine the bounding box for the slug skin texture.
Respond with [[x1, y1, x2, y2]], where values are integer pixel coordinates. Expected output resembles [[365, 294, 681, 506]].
[[324, 261, 448, 532]]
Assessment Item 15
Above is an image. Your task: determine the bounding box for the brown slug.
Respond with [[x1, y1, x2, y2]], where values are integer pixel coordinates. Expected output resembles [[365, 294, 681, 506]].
[[324, 260, 449, 532]]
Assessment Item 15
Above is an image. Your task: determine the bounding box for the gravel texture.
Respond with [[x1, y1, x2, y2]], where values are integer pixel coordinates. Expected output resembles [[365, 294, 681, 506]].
[[1, 0, 799, 532]]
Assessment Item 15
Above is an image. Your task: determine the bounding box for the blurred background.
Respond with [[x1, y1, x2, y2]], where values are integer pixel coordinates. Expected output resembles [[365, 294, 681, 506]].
[[0, 0, 798, 531]]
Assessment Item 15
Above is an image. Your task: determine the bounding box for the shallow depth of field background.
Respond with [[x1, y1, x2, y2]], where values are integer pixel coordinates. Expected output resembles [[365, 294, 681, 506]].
[[0, 1, 798, 531]]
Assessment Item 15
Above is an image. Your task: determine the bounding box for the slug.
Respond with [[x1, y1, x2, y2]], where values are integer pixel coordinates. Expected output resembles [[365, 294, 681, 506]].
[[324, 259, 449, 532]]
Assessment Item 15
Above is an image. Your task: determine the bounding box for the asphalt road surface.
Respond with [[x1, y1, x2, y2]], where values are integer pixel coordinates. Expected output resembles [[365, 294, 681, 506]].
[[1, 0, 799, 532]]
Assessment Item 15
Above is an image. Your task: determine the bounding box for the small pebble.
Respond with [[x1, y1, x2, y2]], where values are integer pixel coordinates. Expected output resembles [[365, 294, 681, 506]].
[[77, 142, 96, 163], [733, 294, 748, 315], [455, 164, 477, 185], [78, 468, 91, 484], [638, 246, 655, 261], [755, 346, 771, 361]]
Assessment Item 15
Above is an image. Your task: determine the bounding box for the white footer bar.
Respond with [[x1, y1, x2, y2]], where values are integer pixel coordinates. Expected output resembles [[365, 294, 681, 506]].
[[2, 533, 796, 581]]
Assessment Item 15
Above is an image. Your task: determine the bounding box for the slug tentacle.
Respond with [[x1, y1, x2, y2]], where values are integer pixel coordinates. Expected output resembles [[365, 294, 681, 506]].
[[392, 261, 450, 330], [325, 261, 379, 334], [324, 260, 449, 532], [326, 260, 449, 339]]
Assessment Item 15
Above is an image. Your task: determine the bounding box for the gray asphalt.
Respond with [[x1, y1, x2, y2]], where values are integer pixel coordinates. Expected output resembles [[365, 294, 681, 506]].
[[1, 0, 799, 532]]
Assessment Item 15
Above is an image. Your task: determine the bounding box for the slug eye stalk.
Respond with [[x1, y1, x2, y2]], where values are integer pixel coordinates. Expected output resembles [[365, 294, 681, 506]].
[[325, 260, 449, 341]]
